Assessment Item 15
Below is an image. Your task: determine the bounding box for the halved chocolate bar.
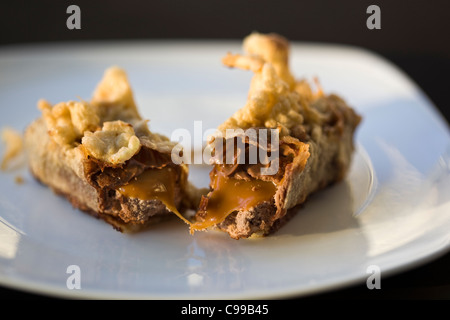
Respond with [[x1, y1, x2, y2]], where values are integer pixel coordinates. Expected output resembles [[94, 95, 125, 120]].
[[191, 33, 361, 239], [25, 67, 191, 232]]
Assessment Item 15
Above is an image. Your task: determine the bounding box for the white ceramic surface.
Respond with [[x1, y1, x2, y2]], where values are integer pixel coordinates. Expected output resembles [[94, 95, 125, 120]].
[[0, 41, 449, 299]]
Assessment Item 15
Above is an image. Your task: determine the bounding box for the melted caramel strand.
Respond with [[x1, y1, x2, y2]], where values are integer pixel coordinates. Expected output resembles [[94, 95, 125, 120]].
[[191, 167, 277, 231], [117, 166, 191, 225]]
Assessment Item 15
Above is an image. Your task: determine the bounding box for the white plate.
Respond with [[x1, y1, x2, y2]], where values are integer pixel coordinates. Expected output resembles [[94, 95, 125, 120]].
[[0, 41, 449, 299]]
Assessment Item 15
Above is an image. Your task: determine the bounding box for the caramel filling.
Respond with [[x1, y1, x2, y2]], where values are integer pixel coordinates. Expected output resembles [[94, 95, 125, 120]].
[[191, 169, 277, 231], [117, 166, 190, 225]]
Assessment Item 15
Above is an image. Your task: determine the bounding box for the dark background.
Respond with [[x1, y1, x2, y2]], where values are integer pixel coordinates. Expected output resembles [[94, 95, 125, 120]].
[[2, 0, 450, 122], [1, 0, 449, 300]]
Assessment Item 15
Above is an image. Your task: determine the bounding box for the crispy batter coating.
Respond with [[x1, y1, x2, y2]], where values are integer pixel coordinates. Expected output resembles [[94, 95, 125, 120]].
[[242, 32, 296, 89], [1, 127, 24, 171], [218, 32, 325, 138], [91, 66, 140, 121], [39, 99, 100, 147], [37, 66, 176, 166], [82, 120, 140, 165]]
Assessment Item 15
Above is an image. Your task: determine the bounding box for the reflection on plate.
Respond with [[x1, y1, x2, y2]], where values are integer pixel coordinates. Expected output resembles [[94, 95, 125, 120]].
[[0, 41, 449, 299]]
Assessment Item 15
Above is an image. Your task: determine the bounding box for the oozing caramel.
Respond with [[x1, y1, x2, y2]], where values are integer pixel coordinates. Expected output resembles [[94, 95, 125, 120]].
[[191, 168, 277, 231], [117, 166, 190, 225]]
